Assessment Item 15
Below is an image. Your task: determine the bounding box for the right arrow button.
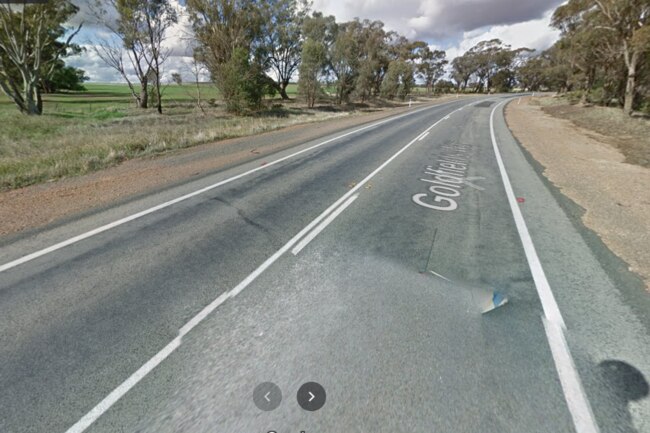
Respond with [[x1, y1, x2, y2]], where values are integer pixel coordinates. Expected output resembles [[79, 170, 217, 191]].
[[297, 382, 326, 411]]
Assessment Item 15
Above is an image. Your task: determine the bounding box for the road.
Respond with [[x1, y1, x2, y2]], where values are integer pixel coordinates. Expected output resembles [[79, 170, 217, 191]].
[[1, 97, 649, 433]]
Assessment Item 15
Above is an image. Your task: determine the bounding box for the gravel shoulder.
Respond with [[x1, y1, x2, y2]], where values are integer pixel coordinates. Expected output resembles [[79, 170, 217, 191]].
[[0, 97, 464, 238], [506, 96, 650, 290]]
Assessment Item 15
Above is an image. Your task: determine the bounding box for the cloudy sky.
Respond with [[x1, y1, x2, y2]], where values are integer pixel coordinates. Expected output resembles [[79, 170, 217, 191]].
[[67, 0, 564, 83]]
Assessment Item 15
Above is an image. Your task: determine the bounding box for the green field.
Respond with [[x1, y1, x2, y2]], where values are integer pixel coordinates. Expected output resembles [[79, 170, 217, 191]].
[[0, 82, 441, 191], [0, 82, 347, 191]]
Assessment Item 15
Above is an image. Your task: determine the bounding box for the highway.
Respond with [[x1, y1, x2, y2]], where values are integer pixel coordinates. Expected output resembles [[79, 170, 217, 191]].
[[1, 96, 649, 433]]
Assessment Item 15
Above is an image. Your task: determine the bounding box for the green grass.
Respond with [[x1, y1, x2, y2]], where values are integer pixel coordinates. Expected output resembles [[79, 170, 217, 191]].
[[0, 82, 351, 190], [0, 82, 448, 190]]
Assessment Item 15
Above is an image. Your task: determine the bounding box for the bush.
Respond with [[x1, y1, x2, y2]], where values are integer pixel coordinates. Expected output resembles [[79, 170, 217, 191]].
[[215, 48, 276, 114]]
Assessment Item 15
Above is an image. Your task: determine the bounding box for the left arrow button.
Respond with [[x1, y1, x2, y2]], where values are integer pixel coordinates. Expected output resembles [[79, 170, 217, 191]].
[[253, 382, 282, 411]]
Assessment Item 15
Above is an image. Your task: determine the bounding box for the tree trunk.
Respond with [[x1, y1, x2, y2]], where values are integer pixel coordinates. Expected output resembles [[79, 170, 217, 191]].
[[279, 81, 290, 100], [23, 79, 42, 115], [154, 72, 162, 114], [623, 49, 638, 115], [139, 82, 149, 109]]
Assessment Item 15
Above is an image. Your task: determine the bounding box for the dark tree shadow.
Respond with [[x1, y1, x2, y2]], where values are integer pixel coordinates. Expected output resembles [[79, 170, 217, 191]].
[[596, 360, 648, 433]]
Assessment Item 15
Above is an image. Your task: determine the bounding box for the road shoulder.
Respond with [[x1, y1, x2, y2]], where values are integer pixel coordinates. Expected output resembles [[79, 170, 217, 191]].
[[505, 96, 650, 292]]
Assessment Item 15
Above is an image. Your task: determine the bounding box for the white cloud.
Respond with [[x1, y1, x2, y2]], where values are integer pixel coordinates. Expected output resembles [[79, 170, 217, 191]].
[[442, 8, 560, 61], [312, 0, 563, 40]]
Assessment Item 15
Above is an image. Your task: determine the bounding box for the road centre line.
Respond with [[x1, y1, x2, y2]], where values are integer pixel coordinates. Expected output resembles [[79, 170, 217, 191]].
[[291, 193, 359, 255], [489, 100, 599, 433], [0, 99, 467, 275], [63, 100, 478, 433]]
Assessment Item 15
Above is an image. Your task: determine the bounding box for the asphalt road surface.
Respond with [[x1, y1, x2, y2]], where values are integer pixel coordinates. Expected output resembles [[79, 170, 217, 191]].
[[1, 97, 649, 433]]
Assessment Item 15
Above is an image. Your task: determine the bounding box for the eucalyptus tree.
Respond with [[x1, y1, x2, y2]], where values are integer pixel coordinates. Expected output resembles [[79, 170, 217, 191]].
[[417, 47, 447, 95], [552, 0, 650, 113], [0, 0, 81, 115], [256, 0, 309, 99], [91, 0, 177, 112]]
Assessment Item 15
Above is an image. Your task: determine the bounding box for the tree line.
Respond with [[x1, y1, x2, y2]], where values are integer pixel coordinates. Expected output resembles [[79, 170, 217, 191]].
[[1, 0, 648, 116], [517, 0, 649, 114]]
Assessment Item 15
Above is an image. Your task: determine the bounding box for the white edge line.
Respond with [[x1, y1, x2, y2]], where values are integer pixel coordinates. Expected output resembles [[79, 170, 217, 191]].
[[490, 100, 599, 433], [489, 100, 564, 327], [543, 318, 600, 433], [418, 131, 430, 141], [0, 99, 462, 275], [63, 98, 482, 433], [291, 193, 359, 255]]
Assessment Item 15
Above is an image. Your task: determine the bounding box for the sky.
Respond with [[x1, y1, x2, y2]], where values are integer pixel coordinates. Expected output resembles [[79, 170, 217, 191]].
[[66, 0, 564, 83]]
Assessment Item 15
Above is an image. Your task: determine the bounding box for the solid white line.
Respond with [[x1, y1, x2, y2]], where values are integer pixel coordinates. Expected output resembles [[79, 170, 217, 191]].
[[291, 193, 359, 255], [489, 100, 599, 433], [64, 98, 482, 433], [543, 318, 600, 433], [0, 100, 462, 275], [489, 102, 564, 326], [418, 131, 430, 141]]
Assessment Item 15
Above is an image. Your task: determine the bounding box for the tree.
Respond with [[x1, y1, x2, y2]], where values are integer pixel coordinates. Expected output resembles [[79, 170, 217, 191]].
[[451, 39, 531, 93], [381, 60, 414, 100], [451, 55, 474, 91], [298, 38, 325, 107], [553, 0, 650, 114], [188, 0, 274, 113], [330, 21, 360, 104], [91, 0, 178, 112], [516, 56, 548, 91], [256, 0, 308, 99], [417, 47, 447, 95], [353, 19, 388, 101], [41, 63, 89, 93], [0, 0, 81, 115]]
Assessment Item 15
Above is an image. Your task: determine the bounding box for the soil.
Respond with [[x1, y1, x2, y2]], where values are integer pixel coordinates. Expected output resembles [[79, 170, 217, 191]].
[[506, 96, 650, 290]]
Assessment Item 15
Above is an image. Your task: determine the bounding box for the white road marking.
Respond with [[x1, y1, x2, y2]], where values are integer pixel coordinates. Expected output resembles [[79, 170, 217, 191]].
[[65, 337, 182, 433], [0, 99, 463, 275], [418, 131, 430, 141], [291, 193, 359, 255], [489, 100, 599, 433], [429, 270, 452, 282], [63, 99, 483, 433]]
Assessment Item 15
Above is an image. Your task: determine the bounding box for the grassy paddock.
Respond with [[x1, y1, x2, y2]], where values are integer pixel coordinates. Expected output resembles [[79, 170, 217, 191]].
[[0, 82, 446, 190], [0, 83, 349, 190]]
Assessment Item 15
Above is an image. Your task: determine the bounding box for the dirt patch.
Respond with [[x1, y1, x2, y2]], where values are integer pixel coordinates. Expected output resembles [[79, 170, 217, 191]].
[[506, 96, 650, 290], [0, 97, 463, 238], [535, 97, 650, 168]]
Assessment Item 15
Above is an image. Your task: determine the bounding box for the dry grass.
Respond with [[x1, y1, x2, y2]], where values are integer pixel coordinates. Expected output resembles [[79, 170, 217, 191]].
[[0, 103, 350, 190], [531, 96, 650, 167]]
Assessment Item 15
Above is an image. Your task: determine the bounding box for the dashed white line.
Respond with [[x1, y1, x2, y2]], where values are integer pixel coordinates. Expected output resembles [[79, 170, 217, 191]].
[[489, 100, 599, 433], [63, 98, 483, 433]]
